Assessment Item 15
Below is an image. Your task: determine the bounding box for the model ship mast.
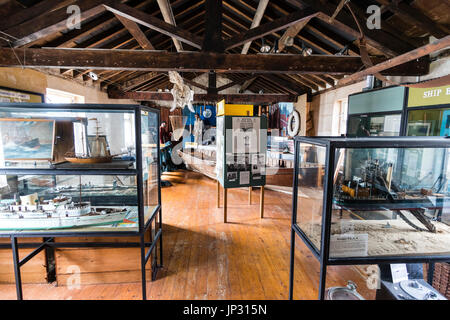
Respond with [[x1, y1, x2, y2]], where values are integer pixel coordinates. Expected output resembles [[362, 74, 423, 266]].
[[65, 118, 113, 164]]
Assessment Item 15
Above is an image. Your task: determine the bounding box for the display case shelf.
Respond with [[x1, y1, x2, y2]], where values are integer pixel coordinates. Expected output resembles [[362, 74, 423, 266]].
[[289, 136, 450, 300]]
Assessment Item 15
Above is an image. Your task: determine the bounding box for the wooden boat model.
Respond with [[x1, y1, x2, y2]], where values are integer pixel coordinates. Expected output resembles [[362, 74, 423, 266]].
[[64, 118, 113, 164], [64, 152, 112, 164]]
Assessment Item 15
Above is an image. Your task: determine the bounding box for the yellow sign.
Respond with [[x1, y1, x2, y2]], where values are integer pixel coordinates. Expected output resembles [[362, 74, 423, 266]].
[[408, 85, 450, 107], [216, 99, 253, 116]]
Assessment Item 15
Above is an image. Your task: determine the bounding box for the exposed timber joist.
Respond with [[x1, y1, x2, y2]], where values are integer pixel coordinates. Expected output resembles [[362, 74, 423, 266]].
[[224, 8, 319, 50], [241, 0, 269, 54], [203, 0, 224, 52], [103, 2, 203, 49], [107, 88, 298, 103], [275, 16, 312, 53], [5, 0, 115, 48], [300, 0, 413, 57], [377, 0, 449, 39], [0, 48, 429, 76], [217, 74, 256, 92], [339, 35, 450, 86], [0, 0, 72, 31], [156, 0, 183, 52], [121, 71, 159, 91], [114, 14, 154, 50]]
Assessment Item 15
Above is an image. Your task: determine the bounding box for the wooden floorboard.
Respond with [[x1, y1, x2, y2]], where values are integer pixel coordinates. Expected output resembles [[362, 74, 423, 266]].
[[0, 170, 376, 300]]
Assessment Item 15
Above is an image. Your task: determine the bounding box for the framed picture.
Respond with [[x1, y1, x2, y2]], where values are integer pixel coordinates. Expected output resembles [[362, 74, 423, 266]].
[[407, 122, 431, 136], [0, 86, 44, 103], [0, 118, 55, 160]]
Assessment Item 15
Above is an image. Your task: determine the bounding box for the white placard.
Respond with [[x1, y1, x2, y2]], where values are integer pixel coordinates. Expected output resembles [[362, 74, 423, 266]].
[[330, 234, 368, 257], [390, 264, 409, 283], [239, 171, 250, 185]]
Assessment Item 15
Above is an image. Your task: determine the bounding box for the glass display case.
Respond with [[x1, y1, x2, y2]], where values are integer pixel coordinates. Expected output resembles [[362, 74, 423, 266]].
[[289, 136, 450, 300], [0, 103, 161, 300]]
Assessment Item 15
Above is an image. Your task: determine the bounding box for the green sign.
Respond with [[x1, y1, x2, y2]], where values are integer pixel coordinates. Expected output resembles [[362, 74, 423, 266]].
[[408, 85, 450, 107]]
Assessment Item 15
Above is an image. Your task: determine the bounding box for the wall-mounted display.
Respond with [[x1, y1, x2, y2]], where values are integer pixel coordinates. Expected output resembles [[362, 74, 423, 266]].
[[289, 136, 450, 300]]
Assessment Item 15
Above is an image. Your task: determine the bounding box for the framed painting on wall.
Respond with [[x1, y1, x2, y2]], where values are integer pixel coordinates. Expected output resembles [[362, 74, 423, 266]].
[[0, 118, 55, 160]]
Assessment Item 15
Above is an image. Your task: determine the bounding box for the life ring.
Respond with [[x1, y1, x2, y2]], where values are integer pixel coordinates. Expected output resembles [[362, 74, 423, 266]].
[[287, 110, 300, 136]]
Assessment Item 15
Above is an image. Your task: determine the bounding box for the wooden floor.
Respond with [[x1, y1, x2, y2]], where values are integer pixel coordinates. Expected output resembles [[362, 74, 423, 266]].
[[0, 170, 375, 300]]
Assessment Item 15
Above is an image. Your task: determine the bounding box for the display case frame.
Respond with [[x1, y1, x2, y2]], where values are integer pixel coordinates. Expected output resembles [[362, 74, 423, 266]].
[[0, 103, 162, 300], [289, 136, 450, 300]]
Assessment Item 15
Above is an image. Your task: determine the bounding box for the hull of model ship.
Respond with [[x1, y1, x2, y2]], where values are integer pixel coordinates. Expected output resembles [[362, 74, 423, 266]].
[[334, 197, 446, 211], [0, 210, 127, 230], [64, 156, 112, 164]]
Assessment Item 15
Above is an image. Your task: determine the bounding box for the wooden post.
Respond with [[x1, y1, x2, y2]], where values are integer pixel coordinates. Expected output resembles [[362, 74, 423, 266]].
[[223, 187, 228, 223], [248, 187, 252, 205], [217, 180, 220, 208], [260, 186, 264, 218]]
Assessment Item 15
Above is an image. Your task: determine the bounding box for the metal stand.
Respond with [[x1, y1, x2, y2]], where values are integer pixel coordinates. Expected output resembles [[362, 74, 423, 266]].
[[217, 183, 264, 223], [5, 207, 163, 300]]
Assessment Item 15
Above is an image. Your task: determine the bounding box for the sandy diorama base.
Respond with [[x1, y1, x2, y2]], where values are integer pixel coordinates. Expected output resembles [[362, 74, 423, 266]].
[[300, 217, 450, 257]]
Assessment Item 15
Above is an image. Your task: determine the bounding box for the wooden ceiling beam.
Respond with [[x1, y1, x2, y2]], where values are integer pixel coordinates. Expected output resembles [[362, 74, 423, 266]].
[[114, 14, 154, 50], [239, 76, 258, 93], [275, 16, 312, 53], [0, 0, 72, 31], [261, 74, 308, 94], [0, 48, 430, 76], [224, 8, 319, 50], [203, 0, 224, 52], [156, 0, 183, 52], [107, 88, 298, 103], [217, 74, 256, 92], [121, 72, 160, 91], [5, 0, 114, 48], [377, 0, 449, 39], [287, 74, 318, 91], [299, 0, 413, 57], [339, 35, 450, 86], [103, 2, 203, 49], [241, 0, 269, 54]]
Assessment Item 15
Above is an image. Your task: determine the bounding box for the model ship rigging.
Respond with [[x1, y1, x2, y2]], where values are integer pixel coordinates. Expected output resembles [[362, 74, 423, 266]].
[[335, 158, 448, 233], [65, 118, 113, 164]]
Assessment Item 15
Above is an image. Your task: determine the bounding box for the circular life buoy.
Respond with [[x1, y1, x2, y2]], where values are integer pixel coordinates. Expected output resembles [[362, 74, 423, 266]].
[[287, 110, 300, 136]]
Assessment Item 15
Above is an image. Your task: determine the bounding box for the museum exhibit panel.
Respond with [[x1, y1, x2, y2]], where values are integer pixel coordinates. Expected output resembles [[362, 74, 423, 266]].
[[289, 136, 450, 300], [216, 100, 267, 222], [0, 103, 162, 300]]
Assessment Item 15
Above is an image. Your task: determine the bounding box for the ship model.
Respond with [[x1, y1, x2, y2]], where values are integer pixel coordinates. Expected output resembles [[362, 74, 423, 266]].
[[65, 118, 113, 164], [335, 159, 447, 233], [0, 193, 128, 230]]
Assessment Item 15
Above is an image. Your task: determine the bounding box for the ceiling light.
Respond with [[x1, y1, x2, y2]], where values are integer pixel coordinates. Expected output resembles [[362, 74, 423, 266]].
[[260, 38, 271, 53], [302, 47, 313, 56], [88, 72, 98, 81]]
